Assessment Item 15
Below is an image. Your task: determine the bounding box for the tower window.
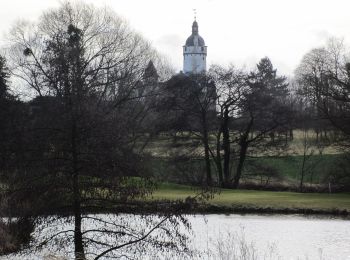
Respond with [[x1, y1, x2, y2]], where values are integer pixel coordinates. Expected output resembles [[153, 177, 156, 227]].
[[201, 47, 204, 51]]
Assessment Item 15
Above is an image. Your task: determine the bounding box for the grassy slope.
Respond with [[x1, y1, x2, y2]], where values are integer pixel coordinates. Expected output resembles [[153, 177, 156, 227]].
[[152, 183, 350, 211], [145, 130, 349, 213], [148, 130, 343, 184], [151, 154, 341, 185], [245, 154, 340, 181], [144, 130, 341, 158]]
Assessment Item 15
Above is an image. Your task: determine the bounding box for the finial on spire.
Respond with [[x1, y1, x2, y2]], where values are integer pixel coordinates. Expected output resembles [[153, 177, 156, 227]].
[[193, 9, 197, 21]]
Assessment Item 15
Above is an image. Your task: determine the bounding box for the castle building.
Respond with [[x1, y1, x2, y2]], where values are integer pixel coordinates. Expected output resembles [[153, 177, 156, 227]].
[[183, 20, 207, 74]]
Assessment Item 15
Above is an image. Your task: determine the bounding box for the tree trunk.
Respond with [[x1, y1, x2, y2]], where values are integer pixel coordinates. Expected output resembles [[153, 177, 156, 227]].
[[71, 119, 85, 260], [289, 128, 293, 140], [299, 152, 306, 193], [73, 173, 85, 260], [232, 118, 253, 189], [222, 108, 230, 188], [299, 131, 307, 193], [216, 130, 223, 186], [232, 140, 248, 189], [203, 134, 212, 186], [201, 113, 212, 186]]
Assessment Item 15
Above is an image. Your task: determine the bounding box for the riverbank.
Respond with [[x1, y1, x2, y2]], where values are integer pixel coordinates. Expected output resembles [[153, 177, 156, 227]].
[[4, 214, 350, 259], [149, 183, 350, 216], [2, 183, 349, 218], [1, 184, 349, 258]]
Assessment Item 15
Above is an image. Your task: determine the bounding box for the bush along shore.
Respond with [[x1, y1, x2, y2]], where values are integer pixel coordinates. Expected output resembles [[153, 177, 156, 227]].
[[0, 218, 34, 256], [102, 199, 350, 217], [1, 187, 349, 256]]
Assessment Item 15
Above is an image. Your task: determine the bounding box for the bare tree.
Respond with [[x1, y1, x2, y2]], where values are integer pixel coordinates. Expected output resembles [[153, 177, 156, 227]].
[[295, 38, 350, 190], [5, 2, 190, 259], [295, 38, 350, 136], [208, 64, 246, 187], [232, 58, 292, 188], [160, 72, 217, 186]]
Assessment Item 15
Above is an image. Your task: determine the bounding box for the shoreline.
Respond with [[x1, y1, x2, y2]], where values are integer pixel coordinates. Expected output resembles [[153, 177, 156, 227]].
[[91, 200, 350, 218]]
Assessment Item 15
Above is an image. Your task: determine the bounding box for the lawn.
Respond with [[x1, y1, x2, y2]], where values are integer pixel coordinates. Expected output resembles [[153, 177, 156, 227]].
[[144, 129, 345, 185], [152, 183, 350, 211], [245, 153, 340, 181], [150, 153, 342, 184]]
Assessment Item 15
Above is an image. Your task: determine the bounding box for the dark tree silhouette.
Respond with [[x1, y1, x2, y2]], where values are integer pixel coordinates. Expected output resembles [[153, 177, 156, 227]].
[[232, 58, 292, 188], [160, 72, 217, 186], [6, 2, 191, 259]]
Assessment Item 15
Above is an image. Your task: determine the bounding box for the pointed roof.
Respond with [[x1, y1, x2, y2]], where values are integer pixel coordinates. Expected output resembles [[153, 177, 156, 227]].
[[185, 20, 205, 47], [143, 61, 159, 81]]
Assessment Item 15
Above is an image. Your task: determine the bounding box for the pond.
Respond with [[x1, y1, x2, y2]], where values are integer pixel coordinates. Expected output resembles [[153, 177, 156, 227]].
[[3, 214, 350, 259], [190, 214, 350, 259]]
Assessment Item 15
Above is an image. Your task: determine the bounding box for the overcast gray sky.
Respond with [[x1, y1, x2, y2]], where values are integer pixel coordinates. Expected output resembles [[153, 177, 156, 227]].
[[1, 0, 350, 76]]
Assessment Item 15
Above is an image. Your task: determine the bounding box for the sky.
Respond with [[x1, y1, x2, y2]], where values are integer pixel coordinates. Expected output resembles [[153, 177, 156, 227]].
[[1, 0, 350, 76]]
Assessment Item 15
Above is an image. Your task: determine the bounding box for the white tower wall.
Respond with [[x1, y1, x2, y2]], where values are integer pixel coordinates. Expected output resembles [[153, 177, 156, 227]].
[[183, 20, 207, 74], [183, 46, 207, 74]]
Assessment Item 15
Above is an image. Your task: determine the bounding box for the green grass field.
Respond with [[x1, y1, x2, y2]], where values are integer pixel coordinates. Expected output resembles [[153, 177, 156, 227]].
[[143, 130, 349, 213], [144, 130, 341, 158], [245, 154, 340, 182], [145, 129, 345, 185], [152, 183, 350, 211], [150, 153, 342, 185]]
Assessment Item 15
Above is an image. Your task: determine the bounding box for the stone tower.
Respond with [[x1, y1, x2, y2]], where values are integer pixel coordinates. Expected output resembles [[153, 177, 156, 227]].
[[183, 20, 207, 74]]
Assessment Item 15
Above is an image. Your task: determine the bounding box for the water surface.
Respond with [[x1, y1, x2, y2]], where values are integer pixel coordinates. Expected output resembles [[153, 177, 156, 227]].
[[3, 214, 350, 259]]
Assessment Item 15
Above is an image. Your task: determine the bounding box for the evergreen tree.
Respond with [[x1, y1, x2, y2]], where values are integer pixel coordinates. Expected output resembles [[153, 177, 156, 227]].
[[0, 56, 10, 99], [232, 57, 292, 188]]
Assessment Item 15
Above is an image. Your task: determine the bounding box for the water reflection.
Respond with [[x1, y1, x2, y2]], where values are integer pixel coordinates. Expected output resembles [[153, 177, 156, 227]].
[[191, 214, 350, 260], [3, 214, 350, 260]]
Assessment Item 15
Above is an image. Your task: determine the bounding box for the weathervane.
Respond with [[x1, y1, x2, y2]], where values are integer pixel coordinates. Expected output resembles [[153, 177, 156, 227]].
[[193, 9, 197, 21]]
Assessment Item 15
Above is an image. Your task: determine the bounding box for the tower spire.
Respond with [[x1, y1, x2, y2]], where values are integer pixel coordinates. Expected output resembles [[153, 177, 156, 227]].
[[191, 10, 198, 35], [183, 13, 207, 74]]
